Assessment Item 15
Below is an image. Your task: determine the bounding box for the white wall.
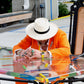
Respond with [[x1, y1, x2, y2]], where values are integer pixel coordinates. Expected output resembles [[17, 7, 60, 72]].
[[45, 0, 58, 20]]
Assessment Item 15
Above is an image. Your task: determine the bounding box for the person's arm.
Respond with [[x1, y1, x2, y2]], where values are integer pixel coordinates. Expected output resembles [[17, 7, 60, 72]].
[[13, 35, 32, 54], [49, 29, 71, 74], [49, 30, 71, 61]]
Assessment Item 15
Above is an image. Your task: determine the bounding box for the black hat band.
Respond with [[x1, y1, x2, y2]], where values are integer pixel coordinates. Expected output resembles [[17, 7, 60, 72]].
[[34, 27, 50, 34]]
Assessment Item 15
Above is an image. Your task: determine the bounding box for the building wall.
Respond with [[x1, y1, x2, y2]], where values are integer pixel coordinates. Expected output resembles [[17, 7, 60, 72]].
[[12, 0, 58, 20], [12, 0, 40, 20], [45, 0, 58, 20], [12, 0, 24, 12]]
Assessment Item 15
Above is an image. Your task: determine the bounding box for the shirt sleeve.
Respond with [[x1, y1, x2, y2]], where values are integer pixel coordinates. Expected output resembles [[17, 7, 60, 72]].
[[49, 29, 71, 74], [13, 35, 32, 54]]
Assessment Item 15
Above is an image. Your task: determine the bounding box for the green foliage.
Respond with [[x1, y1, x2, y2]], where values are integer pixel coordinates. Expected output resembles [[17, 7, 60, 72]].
[[59, 2, 70, 17], [7, 0, 12, 13]]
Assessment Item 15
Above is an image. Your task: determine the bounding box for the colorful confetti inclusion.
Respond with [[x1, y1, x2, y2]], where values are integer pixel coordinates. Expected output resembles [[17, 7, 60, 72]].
[[48, 69, 84, 82], [0, 47, 84, 83], [0, 69, 36, 81]]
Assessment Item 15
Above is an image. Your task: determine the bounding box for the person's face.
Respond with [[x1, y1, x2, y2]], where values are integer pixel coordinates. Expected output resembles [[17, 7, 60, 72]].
[[37, 39, 49, 46]]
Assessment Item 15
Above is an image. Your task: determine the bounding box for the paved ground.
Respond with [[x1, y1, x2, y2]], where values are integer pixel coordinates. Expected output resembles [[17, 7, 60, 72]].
[[0, 16, 84, 84], [0, 16, 70, 48], [0, 23, 28, 33]]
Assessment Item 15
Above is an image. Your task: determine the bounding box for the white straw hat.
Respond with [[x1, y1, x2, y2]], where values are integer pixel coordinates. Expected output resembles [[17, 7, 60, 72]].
[[25, 18, 58, 40]]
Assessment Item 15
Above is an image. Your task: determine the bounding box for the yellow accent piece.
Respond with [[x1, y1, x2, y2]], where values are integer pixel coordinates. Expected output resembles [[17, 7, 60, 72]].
[[46, 79, 49, 84], [45, 63, 48, 68], [36, 77, 42, 80], [50, 15, 70, 21], [39, 73, 46, 78], [36, 77, 45, 82], [0, 58, 11, 60], [42, 54, 44, 62], [64, 2, 74, 3]]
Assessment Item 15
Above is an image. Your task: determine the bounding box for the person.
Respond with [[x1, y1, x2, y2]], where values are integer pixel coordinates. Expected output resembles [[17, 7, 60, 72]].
[[13, 18, 71, 84]]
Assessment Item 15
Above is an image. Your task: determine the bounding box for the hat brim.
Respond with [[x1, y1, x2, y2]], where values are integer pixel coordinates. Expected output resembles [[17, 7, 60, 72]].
[[25, 22, 58, 40]]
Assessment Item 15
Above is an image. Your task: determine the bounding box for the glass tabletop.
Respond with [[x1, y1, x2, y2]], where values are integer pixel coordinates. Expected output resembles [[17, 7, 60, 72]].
[[0, 47, 84, 83]]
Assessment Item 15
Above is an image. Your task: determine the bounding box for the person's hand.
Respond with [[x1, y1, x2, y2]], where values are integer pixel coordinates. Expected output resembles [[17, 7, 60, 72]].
[[30, 51, 50, 66], [19, 47, 41, 58], [13, 48, 42, 65], [14, 48, 35, 58], [13, 49, 23, 61], [13, 49, 30, 65], [29, 48, 42, 60], [16, 56, 30, 66], [13, 48, 50, 68]]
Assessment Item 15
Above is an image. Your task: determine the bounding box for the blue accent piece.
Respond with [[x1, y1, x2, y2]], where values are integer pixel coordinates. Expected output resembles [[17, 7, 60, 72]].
[[20, 76, 36, 80], [20, 74, 36, 80], [72, 57, 78, 61], [50, 0, 52, 20], [48, 76, 60, 81], [40, 3, 45, 8], [24, 68, 49, 72]]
